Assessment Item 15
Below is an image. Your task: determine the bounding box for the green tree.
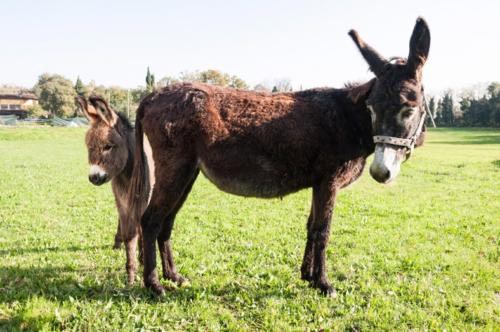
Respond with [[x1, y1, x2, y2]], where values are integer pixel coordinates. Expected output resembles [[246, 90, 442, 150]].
[[459, 97, 472, 126], [272, 86, 278, 93], [487, 82, 500, 127], [74, 76, 86, 96], [427, 96, 436, 126], [440, 93, 455, 126], [34, 74, 76, 117], [146, 67, 155, 92], [175, 69, 248, 89], [458, 82, 500, 127], [85, 81, 107, 97], [228, 75, 249, 89], [157, 76, 179, 88], [199, 69, 230, 86]]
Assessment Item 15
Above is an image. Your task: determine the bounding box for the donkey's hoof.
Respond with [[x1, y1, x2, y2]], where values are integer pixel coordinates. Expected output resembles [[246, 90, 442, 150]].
[[165, 273, 190, 287], [318, 283, 337, 298], [312, 280, 337, 298], [323, 286, 337, 298], [113, 241, 122, 250], [127, 275, 136, 286], [300, 270, 313, 282], [147, 283, 166, 297], [176, 276, 190, 287]]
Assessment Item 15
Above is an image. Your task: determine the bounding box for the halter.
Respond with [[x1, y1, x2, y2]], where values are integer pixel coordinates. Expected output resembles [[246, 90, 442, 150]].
[[372, 90, 432, 159]]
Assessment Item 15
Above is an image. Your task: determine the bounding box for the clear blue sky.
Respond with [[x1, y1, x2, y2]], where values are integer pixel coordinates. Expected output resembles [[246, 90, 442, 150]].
[[2, 0, 499, 93]]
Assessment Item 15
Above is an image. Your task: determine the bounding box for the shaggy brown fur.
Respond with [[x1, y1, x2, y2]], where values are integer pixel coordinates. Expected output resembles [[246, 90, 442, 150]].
[[128, 18, 431, 296]]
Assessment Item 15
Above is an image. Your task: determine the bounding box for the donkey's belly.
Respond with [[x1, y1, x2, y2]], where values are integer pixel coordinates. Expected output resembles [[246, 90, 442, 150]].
[[198, 158, 305, 198]]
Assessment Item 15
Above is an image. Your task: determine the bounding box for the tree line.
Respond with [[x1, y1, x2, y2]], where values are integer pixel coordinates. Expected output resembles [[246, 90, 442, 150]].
[[0, 68, 295, 119], [2, 70, 498, 128], [427, 82, 499, 127]]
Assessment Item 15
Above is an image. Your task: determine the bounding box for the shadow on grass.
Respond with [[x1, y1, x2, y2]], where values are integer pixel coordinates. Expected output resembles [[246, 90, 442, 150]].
[[492, 160, 500, 168], [0, 265, 153, 304], [0, 265, 301, 305], [431, 134, 500, 145], [0, 272, 302, 331], [0, 244, 109, 256]]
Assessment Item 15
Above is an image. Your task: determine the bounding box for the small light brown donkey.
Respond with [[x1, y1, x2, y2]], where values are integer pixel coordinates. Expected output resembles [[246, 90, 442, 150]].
[[76, 96, 158, 284]]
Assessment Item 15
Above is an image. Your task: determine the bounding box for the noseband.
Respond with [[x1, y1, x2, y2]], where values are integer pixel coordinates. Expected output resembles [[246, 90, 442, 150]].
[[372, 89, 431, 159]]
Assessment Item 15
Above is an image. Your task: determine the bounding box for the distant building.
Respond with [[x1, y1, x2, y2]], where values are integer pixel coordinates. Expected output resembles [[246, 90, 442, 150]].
[[0, 93, 39, 118]]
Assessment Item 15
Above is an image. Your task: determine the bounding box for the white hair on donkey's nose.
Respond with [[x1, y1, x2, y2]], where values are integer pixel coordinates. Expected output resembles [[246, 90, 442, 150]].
[[370, 144, 402, 183], [89, 164, 107, 177]]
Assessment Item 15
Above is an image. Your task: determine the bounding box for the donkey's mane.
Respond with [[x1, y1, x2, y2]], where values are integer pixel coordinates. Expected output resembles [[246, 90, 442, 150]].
[[116, 112, 133, 131]]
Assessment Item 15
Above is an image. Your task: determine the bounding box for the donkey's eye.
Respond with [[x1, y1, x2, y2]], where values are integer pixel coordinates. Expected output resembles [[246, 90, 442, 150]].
[[103, 144, 114, 151]]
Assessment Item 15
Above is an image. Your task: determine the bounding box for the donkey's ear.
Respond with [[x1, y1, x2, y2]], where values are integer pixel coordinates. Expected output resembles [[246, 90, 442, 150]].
[[88, 96, 118, 126], [348, 29, 388, 77], [407, 17, 431, 76], [348, 78, 376, 104], [75, 96, 100, 124]]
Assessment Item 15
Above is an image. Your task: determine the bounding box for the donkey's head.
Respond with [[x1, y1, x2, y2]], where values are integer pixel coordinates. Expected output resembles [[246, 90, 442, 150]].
[[349, 17, 430, 183], [76, 96, 132, 186]]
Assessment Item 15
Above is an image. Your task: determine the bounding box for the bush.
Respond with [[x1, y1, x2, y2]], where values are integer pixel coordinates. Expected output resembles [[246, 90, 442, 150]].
[[26, 104, 48, 118]]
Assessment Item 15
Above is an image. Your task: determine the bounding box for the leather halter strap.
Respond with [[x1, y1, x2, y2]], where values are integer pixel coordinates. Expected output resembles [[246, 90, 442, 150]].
[[372, 89, 430, 158], [373, 111, 426, 149]]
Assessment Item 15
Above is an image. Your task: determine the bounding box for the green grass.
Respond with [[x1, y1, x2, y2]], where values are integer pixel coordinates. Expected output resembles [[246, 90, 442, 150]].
[[0, 127, 499, 331]]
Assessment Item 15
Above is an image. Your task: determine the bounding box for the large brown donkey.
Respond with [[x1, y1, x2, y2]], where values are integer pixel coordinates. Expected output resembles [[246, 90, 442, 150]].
[[129, 18, 430, 296]]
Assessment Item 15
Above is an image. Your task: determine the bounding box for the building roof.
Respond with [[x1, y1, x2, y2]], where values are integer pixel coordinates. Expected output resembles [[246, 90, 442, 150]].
[[0, 93, 38, 100]]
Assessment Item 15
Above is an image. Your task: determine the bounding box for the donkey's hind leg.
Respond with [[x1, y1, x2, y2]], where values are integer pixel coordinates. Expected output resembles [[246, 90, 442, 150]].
[[158, 170, 199, 285], [141, 157, 198, 296], [118, 211, 139, 284]]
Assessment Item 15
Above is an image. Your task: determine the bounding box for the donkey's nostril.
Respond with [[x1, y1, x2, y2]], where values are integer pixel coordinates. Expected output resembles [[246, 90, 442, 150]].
[[382, 169, 391, 181], [369, 164, 392, 183], [89, 174, 98, 184], [89, 173, 107, 185]]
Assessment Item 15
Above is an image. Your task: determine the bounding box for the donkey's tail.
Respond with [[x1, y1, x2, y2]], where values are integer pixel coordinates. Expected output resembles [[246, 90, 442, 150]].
[[125, 100, 149, 241]]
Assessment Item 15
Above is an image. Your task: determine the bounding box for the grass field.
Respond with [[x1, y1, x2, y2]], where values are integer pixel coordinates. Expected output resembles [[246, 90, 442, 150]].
[[0, 127, 499, 331]]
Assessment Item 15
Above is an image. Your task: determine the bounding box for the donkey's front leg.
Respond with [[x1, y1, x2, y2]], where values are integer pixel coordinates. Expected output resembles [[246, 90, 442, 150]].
[[309, 179, 337, 297], [113, 219, 122, 249], [301, 203, 315, 282], [124, 232, 139, 284], [118, 211, 139, 284]]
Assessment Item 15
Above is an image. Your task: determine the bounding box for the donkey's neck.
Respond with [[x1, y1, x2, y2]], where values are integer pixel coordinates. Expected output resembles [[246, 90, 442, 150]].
[[112, 127, 136, 192], [344, 79, 376, 156]]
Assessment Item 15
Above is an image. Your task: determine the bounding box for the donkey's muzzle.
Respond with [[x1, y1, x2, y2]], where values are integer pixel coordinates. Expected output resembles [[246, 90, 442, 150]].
[[88, 164, 108, 186], [89, 173, 108, 186], [369, 144, 404, 184]]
